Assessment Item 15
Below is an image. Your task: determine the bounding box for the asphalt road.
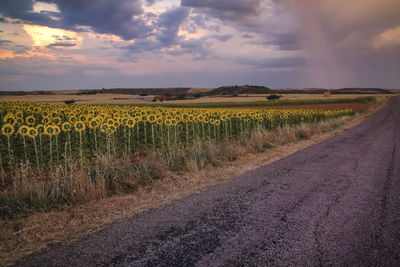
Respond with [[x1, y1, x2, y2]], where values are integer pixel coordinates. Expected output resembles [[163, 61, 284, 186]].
[[16, 97, 400, 266]]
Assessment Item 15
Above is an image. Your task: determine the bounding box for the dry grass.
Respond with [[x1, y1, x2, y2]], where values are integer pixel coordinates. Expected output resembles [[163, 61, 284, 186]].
[[0, 93, 387, 105], [0, 96, 388, 266]]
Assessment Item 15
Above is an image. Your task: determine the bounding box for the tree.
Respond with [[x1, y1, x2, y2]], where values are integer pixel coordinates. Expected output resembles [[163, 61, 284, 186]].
[[267, 94, 281, 101]]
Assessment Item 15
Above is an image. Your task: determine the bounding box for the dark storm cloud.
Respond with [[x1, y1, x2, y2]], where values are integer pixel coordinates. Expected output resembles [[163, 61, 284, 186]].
[[0, 0, 56, 25], [291, 0, 400, 87], [121, 6, 208, 58], [123, 36, 211, 59], [156, 6, 189, 46], [182, 0, 301, 51], [43, 0, 151, 40], [0, 0, 152, 40]]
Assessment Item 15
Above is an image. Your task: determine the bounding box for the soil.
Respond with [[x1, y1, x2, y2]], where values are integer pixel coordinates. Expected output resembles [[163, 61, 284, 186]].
[[14, 97, 400, 266]]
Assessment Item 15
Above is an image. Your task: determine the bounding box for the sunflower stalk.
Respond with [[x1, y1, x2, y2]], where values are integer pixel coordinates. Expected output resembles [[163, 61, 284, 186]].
[[49, 135, 53, 165], [151, 124, 155, 150], [22, 136, 27, 162], [33, 137, 40, 169], [0, 153, 4, 185], [79, 131, 83, 165]]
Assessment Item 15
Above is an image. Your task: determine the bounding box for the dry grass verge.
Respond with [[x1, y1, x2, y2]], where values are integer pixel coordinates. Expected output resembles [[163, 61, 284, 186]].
[[0, 96, 388, 266]]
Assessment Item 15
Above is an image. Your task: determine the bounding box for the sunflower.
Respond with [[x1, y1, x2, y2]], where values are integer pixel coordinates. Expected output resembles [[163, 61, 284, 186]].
[[69, 116, 77, 124], [44, 125, 55, 136], [61, 122, 72, 132], [36, 124, 46, 135], [74, 121, 86, 132], [18, 125, 30, 137], [53, 125, 61, 135], [26, 115, 36, 126], [15, 111, 23, 119], [79, 115, 87, 122], [3, 113, 16, 125], [1, 123, 15, 136], [148, 114, 156, 123], [107, 118, 114, 126], [156, 118, 164, 125], [42, 116, 51, 125], [88, 119, 99, 129], [126, 118, 135, 128], [27, 127, 38, 139]]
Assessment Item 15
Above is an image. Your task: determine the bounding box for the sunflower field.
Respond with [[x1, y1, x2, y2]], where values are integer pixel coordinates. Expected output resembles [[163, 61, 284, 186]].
[[0, 101, 353, 170]]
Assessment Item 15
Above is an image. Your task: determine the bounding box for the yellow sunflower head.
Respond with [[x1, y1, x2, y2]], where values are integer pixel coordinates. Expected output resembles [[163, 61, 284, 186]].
[[18, 125, 30, 137], [3, 113, 16, 125], [88, 119, 99, 129], [44, 125, 55, 136], [27, 127, 38, 139], [126, 118, 135, 128], [36, 124, 46, 135], [53, 125, 61, 135], [26, 115, 36, 126], [61, 122, 72, 132], [42, 116, 51, 125], [1, 123, 15, 137], [74, 121, 86, 132]]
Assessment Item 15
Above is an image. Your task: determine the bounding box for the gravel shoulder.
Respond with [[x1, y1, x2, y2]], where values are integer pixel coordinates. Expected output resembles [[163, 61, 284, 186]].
[[14, 97, 400, 266]]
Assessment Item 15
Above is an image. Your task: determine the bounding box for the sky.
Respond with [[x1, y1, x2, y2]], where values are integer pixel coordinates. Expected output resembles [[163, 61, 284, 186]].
[[0, 0, 399, 91]]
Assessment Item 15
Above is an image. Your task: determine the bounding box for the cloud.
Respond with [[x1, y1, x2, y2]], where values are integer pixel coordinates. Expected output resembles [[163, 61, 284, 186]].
[[241, 33, 253, 39], [47, 42, 76, 48], [0, 0, 56, 26], [212, 34, 233, 42], [156, 6, 189, 46], [0, 40, 12, 45], [182, 0, 300, 51], [176, 38, 211, 59], [52, 35, 77, 41], [290, 0, 400, 87], [121, 6, 210, 58], [373, 26, 400, 49], [0, 0, 152, 40], [181, 0, 262, 21]]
